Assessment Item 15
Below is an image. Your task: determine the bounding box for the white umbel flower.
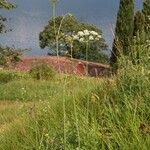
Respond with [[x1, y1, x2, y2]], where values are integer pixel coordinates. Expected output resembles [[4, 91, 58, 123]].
[[78, 31, 84, 36], [73, 35, 79, 40], [97, 35, 102, 38], [89, 35, 94, 41], [83, 30, 90, 36], [90, 31, 98, 36], [79, 38, 84, 42]]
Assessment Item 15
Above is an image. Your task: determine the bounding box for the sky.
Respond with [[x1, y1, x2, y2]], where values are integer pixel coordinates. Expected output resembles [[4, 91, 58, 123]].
[[0, 0, 143, 55]]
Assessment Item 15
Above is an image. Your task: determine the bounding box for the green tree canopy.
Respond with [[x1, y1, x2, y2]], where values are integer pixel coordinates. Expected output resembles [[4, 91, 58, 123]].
[[0, 0, 15, 9], [0, 0, 15, 33], [0, 1, 24, 67], [39, 14, 108, 63]]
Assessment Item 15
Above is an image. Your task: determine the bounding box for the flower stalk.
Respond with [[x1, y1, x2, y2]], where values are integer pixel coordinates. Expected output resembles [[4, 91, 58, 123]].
[[73, 30, 102, 75]]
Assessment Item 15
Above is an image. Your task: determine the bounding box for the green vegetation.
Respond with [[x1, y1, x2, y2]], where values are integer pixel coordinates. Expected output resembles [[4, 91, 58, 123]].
[[0, 0, 150, 149], [111, 0, 134, 65], [0, 0, 15, 9], [143, 0, 150, 40], [111, 0, 150, 66], [0, 46, 27, 67], [39, 14, 108, 63], [0, 1, 25, 68], [133, 11, 145, 40], [0, 0, 15, 33], [29, 61, 55, 80], [0, 41, 150, 149], [0, 69, 29, 84]]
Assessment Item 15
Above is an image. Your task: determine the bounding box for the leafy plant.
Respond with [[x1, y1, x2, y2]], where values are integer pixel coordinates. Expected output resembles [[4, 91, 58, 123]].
[[0, 69, 28, 83], [0, 46, 27, 67], [111, 0, 134, 65], [29, 61, 55, 80]]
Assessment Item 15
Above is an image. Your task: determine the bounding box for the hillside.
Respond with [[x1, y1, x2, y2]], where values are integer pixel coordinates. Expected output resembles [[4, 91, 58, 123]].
[[12, 56, 110, 76]]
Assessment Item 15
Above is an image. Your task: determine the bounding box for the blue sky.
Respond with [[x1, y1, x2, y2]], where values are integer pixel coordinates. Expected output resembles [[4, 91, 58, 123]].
[[0, 0, 142, 55]]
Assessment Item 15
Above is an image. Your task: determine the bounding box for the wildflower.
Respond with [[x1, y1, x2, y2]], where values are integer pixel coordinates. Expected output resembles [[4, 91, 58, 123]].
[[77, 31, 84, 37], [95, 37, 100, 41], [83, 29, 90, 35], [79, 38, 84, 42], [97, 35, 102, 38], [89, 35, 94, 41], [73, 35, 79, 40], [90, 31, 98, 36]]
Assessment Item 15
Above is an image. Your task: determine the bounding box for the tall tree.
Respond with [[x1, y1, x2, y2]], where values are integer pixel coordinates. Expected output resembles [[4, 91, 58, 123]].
[[143, 0, 150, 40], [133, 11, 146, 44], [0, 1, 24, 67], [110, 0, 134, 65], [39, 14, 108, 63]]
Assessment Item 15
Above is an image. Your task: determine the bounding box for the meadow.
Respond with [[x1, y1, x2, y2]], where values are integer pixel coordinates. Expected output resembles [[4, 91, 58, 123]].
[[0, 44, 150, 150]]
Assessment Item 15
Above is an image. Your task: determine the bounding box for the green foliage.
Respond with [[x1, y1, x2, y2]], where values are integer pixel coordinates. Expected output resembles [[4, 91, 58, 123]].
[[0, 0, 15, 9], [0, 69, 29, 83], [0, 43, 150, 149], [133, 11, 145, 37], [0, 15, 7, 33], [0, 1, 22, 69], [143, 0, 150, 40], [111, 0, 134, 65], [143, 0, 150, 19], [29, 61, 55, 80], [0, 46, 26, 67], [1, 1, 150, 149], [0, 0, 16, 33], [39, 14, 108, 63]]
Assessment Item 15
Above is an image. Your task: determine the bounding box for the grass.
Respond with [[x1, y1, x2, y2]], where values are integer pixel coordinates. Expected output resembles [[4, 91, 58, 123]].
[[0, 74, 100, 101], [0, 44, 150, 149]]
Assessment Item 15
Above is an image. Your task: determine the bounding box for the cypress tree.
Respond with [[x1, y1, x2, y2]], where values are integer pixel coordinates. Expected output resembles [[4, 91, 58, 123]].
[[132, 11, 146, 64], [143, 0, 150, 40], [133, 11, 145, 44], [110, 0, 134, 65]]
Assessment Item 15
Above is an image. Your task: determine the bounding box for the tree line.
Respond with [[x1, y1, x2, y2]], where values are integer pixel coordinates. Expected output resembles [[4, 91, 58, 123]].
[[111, 0, 150, 67]]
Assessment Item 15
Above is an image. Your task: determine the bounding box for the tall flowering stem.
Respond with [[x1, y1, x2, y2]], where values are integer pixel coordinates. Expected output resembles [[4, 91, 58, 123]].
[[74, 30, 102, 75], [86, 41, 89, 74], [50, 0, 59, 57], [65, 32, 76, 59]]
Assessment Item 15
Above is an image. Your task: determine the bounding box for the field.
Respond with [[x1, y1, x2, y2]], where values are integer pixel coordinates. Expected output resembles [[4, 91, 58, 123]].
[[0, 51, 150, 150]]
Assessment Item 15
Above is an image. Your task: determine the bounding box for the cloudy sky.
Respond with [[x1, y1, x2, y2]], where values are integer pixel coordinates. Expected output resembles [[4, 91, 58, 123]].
[[0, 0, 142, 55]]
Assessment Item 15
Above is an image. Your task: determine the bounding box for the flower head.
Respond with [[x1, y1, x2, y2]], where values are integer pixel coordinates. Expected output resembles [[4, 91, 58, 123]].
[[97, 35, 102, 38], [83, 30, 90, 36], [79, 38, 84, 42], [73, 35, 79, 40], [90, 31, 98, 36], [89, 35, 94, 41], [78, 31, 84, 37]]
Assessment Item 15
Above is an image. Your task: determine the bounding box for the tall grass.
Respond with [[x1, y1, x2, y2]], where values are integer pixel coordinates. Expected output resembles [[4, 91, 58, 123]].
[[0, 44, 150, 149]]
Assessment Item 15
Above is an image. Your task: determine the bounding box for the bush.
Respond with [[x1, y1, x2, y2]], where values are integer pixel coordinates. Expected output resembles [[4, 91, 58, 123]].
[[29, 61, 55, 80], [0, 46, 28, 67], [0, 69, 29, 83]]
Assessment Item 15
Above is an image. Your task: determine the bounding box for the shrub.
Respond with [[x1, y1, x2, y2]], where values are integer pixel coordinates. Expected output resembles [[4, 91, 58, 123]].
[[0, 69, 29, 83], [0, 46, 28, 67], [29, 61, 55, 80]]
